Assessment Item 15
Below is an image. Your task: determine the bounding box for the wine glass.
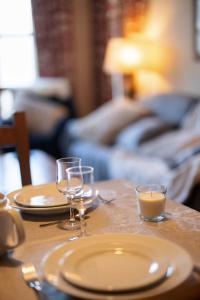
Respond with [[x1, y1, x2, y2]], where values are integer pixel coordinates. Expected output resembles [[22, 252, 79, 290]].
[[56, 157, 81, 230], [66, 166, 95, 238]]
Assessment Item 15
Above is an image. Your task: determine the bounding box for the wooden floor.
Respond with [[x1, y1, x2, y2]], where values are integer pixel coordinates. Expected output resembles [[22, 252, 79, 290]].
[[0, 150, 57, 194]]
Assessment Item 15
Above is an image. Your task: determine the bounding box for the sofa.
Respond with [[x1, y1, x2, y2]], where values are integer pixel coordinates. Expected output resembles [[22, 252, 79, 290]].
[[14, 77, 76, 158], [59, 93, 200, 210]]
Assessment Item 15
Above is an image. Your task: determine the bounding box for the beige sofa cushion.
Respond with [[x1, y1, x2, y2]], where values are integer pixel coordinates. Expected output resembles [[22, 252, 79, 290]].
[[69, 99, 151, 144]]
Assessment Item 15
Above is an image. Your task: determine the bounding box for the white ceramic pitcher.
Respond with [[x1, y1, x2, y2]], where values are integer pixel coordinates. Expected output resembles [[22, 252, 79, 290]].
[[0, 193, 25, 255]]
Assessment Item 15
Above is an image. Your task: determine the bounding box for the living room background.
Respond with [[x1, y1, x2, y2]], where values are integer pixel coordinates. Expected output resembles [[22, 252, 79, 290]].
[[31, 0, 147, 116]]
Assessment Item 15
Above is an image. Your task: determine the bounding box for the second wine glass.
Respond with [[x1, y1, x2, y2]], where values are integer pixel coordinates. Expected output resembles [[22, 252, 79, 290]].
[[56, 157, 81, 230], [66, 166, 95, 239]]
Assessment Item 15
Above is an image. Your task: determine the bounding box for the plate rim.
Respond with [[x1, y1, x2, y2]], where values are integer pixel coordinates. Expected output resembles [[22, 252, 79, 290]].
[[60, 240, 169, 292], [42, 233, 193, 300], [8, 200, 69, 215]]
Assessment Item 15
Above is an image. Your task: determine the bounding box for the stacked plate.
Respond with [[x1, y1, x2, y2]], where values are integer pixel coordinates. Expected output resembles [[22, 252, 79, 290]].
[[43, 233, 193, 300], [7, 183, 70, 215]]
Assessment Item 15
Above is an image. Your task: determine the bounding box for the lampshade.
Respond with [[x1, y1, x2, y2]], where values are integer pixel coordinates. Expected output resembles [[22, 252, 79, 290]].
[[103, 37, 166, 74]]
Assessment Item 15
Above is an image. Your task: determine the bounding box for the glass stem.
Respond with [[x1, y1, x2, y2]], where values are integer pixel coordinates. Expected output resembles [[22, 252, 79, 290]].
[[69, 195, 75, 222], [79, 203, 86, 237]]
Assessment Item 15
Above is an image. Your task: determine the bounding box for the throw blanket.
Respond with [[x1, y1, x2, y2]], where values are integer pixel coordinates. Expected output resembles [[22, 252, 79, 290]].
[[109, 128, 200, 204]]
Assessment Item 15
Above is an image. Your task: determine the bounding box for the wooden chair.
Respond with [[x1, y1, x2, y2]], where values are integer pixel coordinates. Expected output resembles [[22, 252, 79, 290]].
[[0, 112, 32, 186]]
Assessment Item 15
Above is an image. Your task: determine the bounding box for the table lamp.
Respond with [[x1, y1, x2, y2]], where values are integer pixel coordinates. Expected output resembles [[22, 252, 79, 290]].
[[103, 37, 165, 99]]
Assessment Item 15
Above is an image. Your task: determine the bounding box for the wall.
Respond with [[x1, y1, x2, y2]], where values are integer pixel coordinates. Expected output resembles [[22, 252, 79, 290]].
[[145, 0, 200, 97], [31, 0, 75, 79], [31, 0, 200, 114], [31, 0, 95, 116]]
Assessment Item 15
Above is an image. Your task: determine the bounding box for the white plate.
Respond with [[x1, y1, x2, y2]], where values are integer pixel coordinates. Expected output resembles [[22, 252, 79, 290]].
[[60, 241, 168, 292], [43, 233, 193, 300], [7, 183, 69, 215], [8, 200, 69, 215], [12, 183, 67, 208]]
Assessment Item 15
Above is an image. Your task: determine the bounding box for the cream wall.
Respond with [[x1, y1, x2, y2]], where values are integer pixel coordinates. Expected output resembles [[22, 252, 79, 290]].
[[142, 0, 200, 97]]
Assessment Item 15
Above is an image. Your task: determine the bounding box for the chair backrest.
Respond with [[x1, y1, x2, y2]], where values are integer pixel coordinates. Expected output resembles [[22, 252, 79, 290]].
[[0, 112, 32, 186]]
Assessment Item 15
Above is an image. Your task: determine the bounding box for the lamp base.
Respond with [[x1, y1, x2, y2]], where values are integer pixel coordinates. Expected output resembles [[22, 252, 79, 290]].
[[123, 74, 136, 99]]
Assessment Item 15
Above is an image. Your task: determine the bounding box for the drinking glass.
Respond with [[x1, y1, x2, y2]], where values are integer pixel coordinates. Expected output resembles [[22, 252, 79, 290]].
[[56, 157, 81, 230], [66, 166, 95, 238]]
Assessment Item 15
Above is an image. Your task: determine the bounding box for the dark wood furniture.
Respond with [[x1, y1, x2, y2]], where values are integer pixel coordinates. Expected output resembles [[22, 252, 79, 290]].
[[0, 111, 31, 186]]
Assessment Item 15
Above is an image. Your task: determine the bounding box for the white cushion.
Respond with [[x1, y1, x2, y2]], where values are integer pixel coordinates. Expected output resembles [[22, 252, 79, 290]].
[[69, 99, 151, 144]]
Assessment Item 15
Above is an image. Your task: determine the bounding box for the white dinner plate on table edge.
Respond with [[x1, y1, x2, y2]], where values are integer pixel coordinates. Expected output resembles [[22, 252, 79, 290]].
[[42, 233, 193, 300], [11, 183, 67, 208], [6, 183, 69, 215]]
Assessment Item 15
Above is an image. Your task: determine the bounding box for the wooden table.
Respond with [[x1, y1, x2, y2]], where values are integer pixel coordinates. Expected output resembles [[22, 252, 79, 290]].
[[0, 179, 200, 300]]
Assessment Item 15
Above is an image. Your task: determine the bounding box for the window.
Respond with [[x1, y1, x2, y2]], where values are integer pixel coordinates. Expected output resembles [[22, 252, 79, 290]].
[[0, 0, 38, 87]]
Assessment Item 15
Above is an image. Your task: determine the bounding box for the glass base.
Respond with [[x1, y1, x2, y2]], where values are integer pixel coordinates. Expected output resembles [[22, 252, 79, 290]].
[[140, 213, 166, 222], [58, 220, 80, 231]]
